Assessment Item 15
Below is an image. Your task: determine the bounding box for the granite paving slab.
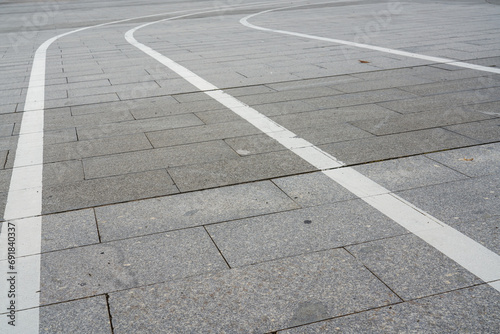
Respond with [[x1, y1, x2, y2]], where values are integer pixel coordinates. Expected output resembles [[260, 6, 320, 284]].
[[109, 249, 401, 333]]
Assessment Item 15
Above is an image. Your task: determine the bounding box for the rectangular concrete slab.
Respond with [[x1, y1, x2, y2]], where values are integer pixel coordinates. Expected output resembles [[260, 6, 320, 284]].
[[445, 118, 500, 143], [224, 134, 286, 156], [43, 160, 85, 186], [42, 169, 179, 214], [40, 227, 227, 305], [452, 215, 500, 255], [272, 172, 357, 207], [207, 199, 407, 267], [168, 150, 316, 192], [146, 120, 262, 148], [346, 234, 482, 300], [319, 128, 478, 165], [44, 133, 152, 163], [83, 140, 238, 179], [349, 108, 493, 136], [270, 104, 399, 129], [306, 88, 418, 109], [42, 209, 99, 253], [109, 249, 400, 333], [397, 173, 500, 226], [353, 155, 468, 192], [76, 113, 204, 140], [426, 143, 500, 177], [280, 285, 500, 333], [377, 89, 500, 114], [95, 181, 299, 242], [39, 296, 112, 334]]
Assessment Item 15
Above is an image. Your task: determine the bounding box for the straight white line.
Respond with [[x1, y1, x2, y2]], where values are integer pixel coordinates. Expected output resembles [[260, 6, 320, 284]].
[[240, 4, 500, 75], [0, 2, 281, 333], [126, 12, 500, 293]]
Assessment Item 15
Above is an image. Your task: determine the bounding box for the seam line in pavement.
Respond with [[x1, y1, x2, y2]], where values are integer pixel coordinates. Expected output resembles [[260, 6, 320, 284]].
[[126, 6, 500, 293]]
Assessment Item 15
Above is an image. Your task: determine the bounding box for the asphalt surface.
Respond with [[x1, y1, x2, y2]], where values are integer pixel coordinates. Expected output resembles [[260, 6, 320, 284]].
[[0, 0, 500, 333]]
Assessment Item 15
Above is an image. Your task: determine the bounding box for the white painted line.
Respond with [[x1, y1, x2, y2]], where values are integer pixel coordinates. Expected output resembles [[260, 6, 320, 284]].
[[240, 4, 500, 75], [126, 10, 500, 293], [0, 2, 280, 332]]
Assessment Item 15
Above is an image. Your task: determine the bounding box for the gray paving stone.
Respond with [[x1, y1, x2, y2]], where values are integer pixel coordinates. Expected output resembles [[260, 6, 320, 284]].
[[280, 285, 500, 333], [0, 192, 6, 221], [271, 104, 398, 129], [39, 296, 112, 334], [46, 109, 134, 132], [224, 85, 276, 96], [426, 144, 500, 177], [0, 169, 11, 193], [378, 89, 500, 114], [237, 87, 342, 106], [350, 108, 493, 136], [194, 109, 241, 124], [453, 215, 500, 255], [320, 128, 478, 165], [83, 140, 238, 179], [347, 234, 482, 300], [398, 173, 500, 226], [207, 199, 406, 267], [42, 209, 99, 253], [224, 134, 286, 156], [330, 75, 432, 93], [146, 121, 262, 148], [42, 169, 179, 214], [265, 75, 361, 91], [0, 123, 13, 137], [95, 181, 299, 242], [0, 112, 22, 126], [43, 160, 84, 186], [169, 92, 213, 103], [44, 133, 152, 163], [40, 227, 227, 305], [0, 104, 17, 114], [168, 150, 316, 192], [45, 93, 120, 109], [399, 76, 500, 96], [272, 172, 357, 208], [445, 118, 500, 142], [76, 113, 203, 140], [254, 100, 319, 117], [306, 89, 417, 109], [296, 122, 373, 145], [461, 100, 500, 116], [109, 249, 400, 333], [0, 150, 8, 170], [69, 101, 138, 117], [353, 155, 468, 192], [43, 128, 77, 145]]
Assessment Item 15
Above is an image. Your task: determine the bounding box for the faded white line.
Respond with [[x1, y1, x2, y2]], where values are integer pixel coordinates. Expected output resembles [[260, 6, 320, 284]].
[[240, 4, 500, 75], [126, 11, 500, 292], [0, 3, 278, 333]]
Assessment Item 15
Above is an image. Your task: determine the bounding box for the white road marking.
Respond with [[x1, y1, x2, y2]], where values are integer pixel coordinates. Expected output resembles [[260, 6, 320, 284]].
[[126, 9, 500, 293], [0, 3, 280, 332], [240, 4, 500, 75]]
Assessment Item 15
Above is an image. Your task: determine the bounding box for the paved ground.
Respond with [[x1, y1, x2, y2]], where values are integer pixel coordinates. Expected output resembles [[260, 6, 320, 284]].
[[1, 0, 500, 332]]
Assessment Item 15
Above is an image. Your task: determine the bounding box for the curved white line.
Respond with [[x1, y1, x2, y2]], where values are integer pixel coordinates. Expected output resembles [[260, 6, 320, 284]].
[[127, 3, 500, 296], [240, 3, 500, 74], [0, 3, 266, 333]]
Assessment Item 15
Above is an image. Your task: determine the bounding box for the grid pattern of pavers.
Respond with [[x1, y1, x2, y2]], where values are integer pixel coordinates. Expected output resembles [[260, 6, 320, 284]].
[[1, 0, 500, 332]]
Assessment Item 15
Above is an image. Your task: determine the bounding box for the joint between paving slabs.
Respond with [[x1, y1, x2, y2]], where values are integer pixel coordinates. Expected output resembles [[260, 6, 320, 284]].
[[105, 293, 115, 334], [203, 225, 232, 269], [93, 208, 102, 243], [343, 247, 405, 302]]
